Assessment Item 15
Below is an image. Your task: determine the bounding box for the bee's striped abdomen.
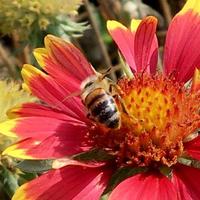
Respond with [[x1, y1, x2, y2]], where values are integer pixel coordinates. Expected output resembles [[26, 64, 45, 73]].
[[85, 88, 120, 129]]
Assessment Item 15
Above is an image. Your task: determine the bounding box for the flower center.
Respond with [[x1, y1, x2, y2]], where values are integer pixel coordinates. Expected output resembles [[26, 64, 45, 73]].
[[88, 74, 200, 168]]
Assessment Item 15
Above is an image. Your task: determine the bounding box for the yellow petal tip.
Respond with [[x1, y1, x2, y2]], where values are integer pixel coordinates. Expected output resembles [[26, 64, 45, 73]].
[[22, 64, 44, 83], [12, 183, 27, 200], [33, 48, 48, 68], [6, 106, 22, 119], [130, 19, 141, 32], [179, 0, 200, 15], [0, 120, 18, 138], [3, 144, 33, 159], [107, 20, 127, 31]]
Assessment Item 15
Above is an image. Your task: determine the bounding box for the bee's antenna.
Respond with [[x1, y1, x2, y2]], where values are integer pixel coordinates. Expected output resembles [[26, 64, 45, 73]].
[[99, 66, 122, 81]]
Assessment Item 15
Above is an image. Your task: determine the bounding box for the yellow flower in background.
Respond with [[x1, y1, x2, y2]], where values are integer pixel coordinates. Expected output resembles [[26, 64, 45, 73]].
[[39, 0, 82, 15], [19, 14, 36, 28], [0, 81, 36, 122], [38, 17, 50, 30], [0, 0, 85, 42], [29, 1, 41, 13], [0, 80, 36, 152]]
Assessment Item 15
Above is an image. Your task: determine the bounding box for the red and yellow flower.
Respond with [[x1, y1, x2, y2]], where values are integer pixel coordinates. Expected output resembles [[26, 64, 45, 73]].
[[1, 0, 200, 199]]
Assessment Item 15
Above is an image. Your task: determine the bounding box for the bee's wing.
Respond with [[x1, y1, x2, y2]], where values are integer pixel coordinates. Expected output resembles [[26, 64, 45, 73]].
[[51, 90, 82, 110], [61, 91, 82, 103]]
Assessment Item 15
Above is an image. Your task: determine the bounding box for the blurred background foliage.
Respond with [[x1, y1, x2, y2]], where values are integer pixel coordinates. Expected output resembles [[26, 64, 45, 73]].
[[0, 0, 186, 199]]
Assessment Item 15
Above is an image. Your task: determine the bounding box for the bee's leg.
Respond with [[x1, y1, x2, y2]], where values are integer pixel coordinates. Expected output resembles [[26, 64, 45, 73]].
[[108, 82, 121, 94], [98, 67, 113, 81], [109, 84, 129, 115], [109, 84, 138, 121], [113, 94, 129, 115]]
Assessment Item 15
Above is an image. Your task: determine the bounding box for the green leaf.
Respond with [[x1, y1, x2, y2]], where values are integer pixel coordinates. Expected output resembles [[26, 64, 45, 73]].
[[191, 159, 200, 168], [104, 166, 147, 194], [16, 160, 53, 173], [73, 149, 114, 162], [159, 166, 172, 178], [18, 172, 37, 186], [178, 157, 193, 166], [183, 129, 199, 142], [178, 156, 200, 169], [0, 165, 19, 198]]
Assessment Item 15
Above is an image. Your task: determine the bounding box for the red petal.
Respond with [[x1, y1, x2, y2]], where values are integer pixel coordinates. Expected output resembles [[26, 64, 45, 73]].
[[149, 48, 158, 75], [38, 53, 82, 93], [12, 165, 111, 200], [173, 164, 200, 200], [0, 115, 86, 140], [164, 5, 200, 83], [7, 103, 84, 124], [33, 48, 80, 94], [107, 18, 158, 74], [45, 35, 94, 79], [109, 173, 176, 200], [107, 20, 137, 72], [3, 124, 90, 159], [22, 64, 86, 121], [34, 35, 95, 93], [172, 169, 193, 200], [184, 135, 200, 160], [134, 16, 158, 74]]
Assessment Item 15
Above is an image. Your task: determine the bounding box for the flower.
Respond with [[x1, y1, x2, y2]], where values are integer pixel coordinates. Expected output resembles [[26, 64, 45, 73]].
[[38, 17, 50, 30], [1, 0, 200, 199]]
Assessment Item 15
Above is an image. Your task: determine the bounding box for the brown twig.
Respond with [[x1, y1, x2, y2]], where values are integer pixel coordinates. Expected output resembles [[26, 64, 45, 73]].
[[135, 0, 147, 18], [0, 43, 17, 78], [98, 0, 121, 20], [12, 31, 30, 66], [84, 0, 116, 80], [158, 0, 173, 25], [157, 30, 167, 37]]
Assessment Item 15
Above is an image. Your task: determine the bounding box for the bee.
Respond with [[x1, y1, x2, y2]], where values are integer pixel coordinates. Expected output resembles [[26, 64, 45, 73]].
[[80, 73, 122, 129], [57, 67, 127, 129]]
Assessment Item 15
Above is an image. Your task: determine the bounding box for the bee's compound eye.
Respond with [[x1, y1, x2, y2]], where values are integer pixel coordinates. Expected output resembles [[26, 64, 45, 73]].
[[84, 81, 94, 89], [81, 75, 98, 90]]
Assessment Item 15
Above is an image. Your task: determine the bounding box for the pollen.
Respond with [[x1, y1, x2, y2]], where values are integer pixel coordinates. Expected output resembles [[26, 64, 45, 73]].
[[89, 74, 200, 168]]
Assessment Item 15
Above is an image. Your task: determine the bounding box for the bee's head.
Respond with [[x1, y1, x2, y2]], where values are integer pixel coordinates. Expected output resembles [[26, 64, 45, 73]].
[[80, 75, 98, 90]]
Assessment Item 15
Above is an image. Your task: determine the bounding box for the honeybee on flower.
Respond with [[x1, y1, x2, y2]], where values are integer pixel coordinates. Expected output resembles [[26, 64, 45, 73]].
[[80, 73, 122, 129], [73, 66, 131, 130], [0, 0, 200, 200]]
